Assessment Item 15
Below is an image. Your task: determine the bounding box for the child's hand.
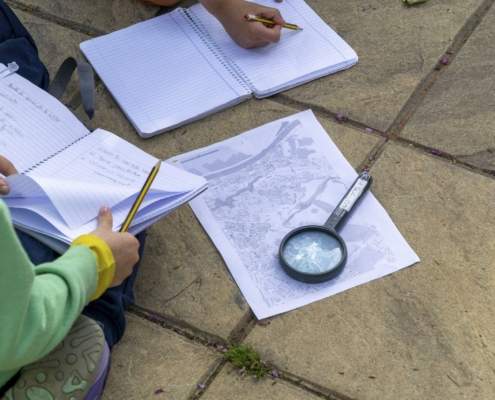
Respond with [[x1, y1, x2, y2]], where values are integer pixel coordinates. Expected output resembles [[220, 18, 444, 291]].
[[0, 155, 18, 195], [91, 207, 140, 287], [202, 0, 286, 49]]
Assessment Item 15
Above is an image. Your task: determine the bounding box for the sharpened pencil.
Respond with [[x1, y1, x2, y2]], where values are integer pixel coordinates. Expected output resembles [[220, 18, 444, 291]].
[[245, 14, 303, 31], [120, 160, 161, 233]]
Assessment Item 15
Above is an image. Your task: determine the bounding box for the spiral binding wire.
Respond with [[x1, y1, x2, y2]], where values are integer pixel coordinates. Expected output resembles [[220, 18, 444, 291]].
[[22, 132, 91, 175], [181, 8, 255, 95]]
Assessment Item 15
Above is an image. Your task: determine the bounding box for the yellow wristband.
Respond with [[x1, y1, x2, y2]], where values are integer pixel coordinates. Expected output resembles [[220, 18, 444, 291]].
[[72, 234, 116, 300]]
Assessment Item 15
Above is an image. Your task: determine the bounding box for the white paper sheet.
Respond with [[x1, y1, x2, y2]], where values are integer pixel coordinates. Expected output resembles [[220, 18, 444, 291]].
[[190, 0, 357, 96], [0, 66, 208, 243], [0, 72, 89, 173], [80, 9, 248, 137], [172, 110, 419, 319], [5, 129, 206, 230], [80, 0, 357, 136]]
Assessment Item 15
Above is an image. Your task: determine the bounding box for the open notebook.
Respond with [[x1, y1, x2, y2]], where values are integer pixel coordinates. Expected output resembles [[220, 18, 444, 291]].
[[80, 0, 357, 138], [0, 64, 207, 252]]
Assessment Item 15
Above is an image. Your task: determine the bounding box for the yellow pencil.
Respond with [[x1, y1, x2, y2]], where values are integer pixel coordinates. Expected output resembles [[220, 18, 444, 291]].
[[119, 160, 161, 233], [245, 14, 303, 31]]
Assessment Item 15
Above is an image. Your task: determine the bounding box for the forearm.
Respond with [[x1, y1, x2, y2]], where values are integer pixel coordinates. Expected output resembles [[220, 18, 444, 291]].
[[0, 202, 115, 372], [200, 0, 235, 16], [145, 0, 284, 49], [0, 245, 98, 371]]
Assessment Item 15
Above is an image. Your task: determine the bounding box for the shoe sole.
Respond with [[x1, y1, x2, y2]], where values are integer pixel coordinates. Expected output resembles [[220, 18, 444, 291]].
[[4, 316, 109, 400]]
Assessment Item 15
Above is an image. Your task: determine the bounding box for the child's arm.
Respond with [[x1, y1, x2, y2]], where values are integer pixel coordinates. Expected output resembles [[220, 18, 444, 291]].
[[140, 0, 285, 49], [0, 203, 139, 375], [0, 152, 139, 383], [0, 201, 99, 371], [200, 0, 285, 48]]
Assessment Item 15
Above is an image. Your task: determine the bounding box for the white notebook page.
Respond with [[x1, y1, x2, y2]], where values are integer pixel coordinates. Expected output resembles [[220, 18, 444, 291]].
[[80, 9, 248, 137], [190, 0, 357, 96], [21, 128, 206, 229], [8, 188, 188, 242], [0, 71, 89, 174]]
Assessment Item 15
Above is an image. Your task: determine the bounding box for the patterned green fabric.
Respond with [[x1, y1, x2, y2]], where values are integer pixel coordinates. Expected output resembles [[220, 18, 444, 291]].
[[3, 316, 107, 400]]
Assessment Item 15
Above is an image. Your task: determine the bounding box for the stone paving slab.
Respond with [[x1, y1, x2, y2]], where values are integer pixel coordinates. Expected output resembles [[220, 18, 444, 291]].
[[102, 314, 220, 400], [9, 0, 158, 33], [280, 0, 483, 132], [401, 5, 495, 172], [246, 143, 495, 400], [75, 86, 381, 338], [81, 85, 381, 167], [15, 9, 89, 100], [201, 366, 321, 400], [7, 1, 495, 399]]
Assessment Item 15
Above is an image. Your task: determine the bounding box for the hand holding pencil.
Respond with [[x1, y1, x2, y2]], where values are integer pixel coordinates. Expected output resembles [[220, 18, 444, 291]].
[[245, 14, 302, 31], [202, 0, 289, 49], [90, 207, 140, 288], [88, 161, 161, 289]]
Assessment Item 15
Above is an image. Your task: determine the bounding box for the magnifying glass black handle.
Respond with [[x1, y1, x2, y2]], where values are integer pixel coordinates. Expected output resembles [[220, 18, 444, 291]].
[[325, 171, 372, 231]]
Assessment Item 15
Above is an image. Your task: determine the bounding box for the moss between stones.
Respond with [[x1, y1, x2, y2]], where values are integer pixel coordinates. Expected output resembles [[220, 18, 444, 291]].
[[224, 345, 270, 379]]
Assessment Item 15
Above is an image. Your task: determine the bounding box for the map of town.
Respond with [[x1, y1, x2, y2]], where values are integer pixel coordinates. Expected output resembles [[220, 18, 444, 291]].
[[175, 111, 418, 318]]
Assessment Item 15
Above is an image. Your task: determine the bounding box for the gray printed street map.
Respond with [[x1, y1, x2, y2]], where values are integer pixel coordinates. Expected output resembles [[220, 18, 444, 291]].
[[172, 111, 419, 318]]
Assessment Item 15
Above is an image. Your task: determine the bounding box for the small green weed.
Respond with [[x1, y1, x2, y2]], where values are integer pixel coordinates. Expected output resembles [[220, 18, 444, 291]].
[[224, 345, 270, 379]]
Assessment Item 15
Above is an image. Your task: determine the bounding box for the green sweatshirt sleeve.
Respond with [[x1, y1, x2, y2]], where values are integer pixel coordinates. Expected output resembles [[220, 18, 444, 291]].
[[0, 201, 98, 385]]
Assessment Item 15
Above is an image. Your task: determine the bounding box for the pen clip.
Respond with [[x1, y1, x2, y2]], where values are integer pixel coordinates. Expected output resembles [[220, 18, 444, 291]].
[[0, 62, 19, 79]]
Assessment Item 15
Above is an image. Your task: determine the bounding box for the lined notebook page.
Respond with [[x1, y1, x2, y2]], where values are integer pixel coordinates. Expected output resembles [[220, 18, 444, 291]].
[[80, 9, 249, 137], [190, 0, 357, 96], [28, 128, 206, 228], [0, 71, 89, 173], [10, 190, 190, 246], [9, 188, 183, 242]]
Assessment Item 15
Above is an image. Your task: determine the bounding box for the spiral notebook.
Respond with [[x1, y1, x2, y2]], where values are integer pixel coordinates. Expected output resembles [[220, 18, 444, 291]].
[[0, 64, 207, 252], [80, 0, 357, 138]]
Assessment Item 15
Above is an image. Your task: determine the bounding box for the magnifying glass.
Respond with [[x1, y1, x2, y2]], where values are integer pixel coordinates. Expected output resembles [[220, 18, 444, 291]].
[[279, 171, 372, 283]]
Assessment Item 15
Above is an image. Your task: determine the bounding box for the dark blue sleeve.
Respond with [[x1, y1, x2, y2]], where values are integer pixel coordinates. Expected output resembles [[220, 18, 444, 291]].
[[0, 0, 49, 89]]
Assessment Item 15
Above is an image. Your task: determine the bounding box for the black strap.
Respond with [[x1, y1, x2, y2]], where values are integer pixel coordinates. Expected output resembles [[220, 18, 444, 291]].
[[49, 57, 95, 119]]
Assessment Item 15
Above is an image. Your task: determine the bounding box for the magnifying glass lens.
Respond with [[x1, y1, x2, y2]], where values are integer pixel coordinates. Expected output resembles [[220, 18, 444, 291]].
[[282, 230, 344, 275]]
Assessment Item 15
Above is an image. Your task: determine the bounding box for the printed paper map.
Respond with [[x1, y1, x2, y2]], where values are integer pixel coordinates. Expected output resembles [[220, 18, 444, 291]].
[[171, 110, 419, 318]]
